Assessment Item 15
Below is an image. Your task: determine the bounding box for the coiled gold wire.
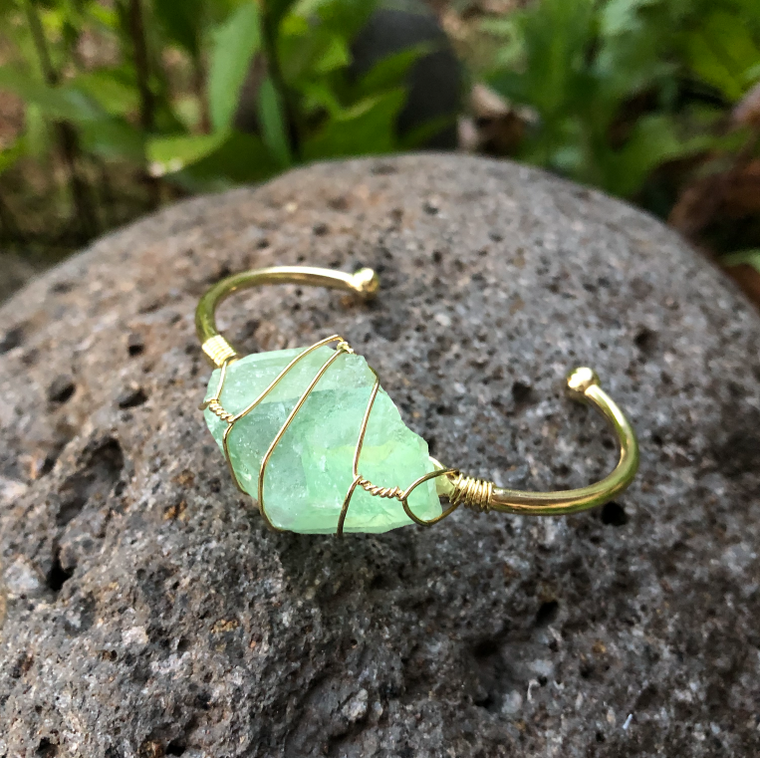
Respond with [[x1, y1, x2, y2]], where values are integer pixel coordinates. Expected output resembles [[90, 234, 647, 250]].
[[207, 399, 235, 424], [357, 478, 404, 501], [448, 472, 493, 513]]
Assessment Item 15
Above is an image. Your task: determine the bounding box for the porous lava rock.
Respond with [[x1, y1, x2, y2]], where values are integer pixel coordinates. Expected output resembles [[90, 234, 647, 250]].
[[1, 155, 759, 757]]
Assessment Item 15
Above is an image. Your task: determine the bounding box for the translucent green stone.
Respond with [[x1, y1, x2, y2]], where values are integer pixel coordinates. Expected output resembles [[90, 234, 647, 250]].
[[203, 346, 440, 534]]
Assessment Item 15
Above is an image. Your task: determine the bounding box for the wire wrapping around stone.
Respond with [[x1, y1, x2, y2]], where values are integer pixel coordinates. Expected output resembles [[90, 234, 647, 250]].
[[207, 399, 235, 424], [202, 334, 443, 533], [449, 472, 493, 513], [357, 477, 404, 500]]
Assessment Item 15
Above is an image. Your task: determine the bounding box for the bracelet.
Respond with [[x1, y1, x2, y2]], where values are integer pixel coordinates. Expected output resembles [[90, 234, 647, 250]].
[[196, 266, 639, 535]]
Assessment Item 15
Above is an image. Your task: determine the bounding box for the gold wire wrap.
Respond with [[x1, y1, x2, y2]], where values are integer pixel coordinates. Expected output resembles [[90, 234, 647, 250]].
[[196, 266, 640, 533], [357, 479, 404, 500], [448, 472, 494, 512], [201, 334, 238, 367], [206, 399, 235, 424]]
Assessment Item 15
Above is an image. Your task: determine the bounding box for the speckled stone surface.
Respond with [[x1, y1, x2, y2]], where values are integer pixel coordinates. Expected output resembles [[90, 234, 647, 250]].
[[1, 155, 759, 757]]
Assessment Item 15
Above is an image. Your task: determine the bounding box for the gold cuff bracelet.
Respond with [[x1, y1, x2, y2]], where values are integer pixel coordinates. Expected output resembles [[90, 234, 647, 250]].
[[196, 266, 639, 535]]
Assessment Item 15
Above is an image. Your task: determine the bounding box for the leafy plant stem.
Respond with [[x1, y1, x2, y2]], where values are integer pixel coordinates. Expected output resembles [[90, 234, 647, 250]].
[[262, 11, 299, 162], [193, 56, 211, 134], [127, 0, 161, 208], [128, 0, 154, 133], [23, 0, 58, 85], [24, 0, 100, 240], [58, 123, 101, 240]]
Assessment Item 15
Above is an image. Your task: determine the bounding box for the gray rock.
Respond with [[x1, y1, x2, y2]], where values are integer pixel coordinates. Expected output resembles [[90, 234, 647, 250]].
[[1, 155, 759, 757]]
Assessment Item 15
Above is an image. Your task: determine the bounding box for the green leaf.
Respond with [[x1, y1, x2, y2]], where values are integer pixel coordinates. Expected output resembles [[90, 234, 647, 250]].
[[398, 113, 455, 150], [298, 80, 343, 118], [168, 132, 281, 191], [312, 33, 350, 74], [78, 116, 145, 162], [354, 42, 432, 99], [606, 114, 711, 197], [63, 68, 140, 117], [208, 2, 262, 132], [291, 0, 375, 37], [600, 0, 660, 37], [0, 66, 101, 123], [0, 66, 144, 162], [721, 249, 760, 272], [25, 103, 50, 159], [278, 22, 349, 85], [302, 89, 405, 160], [154, 0, 204, 57], [265, 0, 299, 33], [315, 0, 376, 38], [684, 11, 760, 101], [147, 132, 228, 175], [257, 77, 293, 168], [88, 2, 119, 30], [517, 0, 596, 118], [0, 136, 26, 176]]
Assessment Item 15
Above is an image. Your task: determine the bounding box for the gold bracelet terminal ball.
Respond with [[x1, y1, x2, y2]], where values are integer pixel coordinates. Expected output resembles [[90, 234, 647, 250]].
[[196, 266, 639, 522]]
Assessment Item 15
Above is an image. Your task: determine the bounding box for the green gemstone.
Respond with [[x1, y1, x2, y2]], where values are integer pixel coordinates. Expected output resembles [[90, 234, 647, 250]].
[[203, 345, 440, 533]]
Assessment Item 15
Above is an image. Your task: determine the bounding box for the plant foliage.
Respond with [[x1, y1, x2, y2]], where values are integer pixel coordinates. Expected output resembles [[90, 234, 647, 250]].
[[484, 0, 760, 200], [0, 0, 427, 247]]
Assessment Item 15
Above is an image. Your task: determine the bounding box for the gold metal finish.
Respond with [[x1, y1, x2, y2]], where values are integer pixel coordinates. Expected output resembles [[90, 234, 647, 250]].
[[196, 265, 640, 532], [196, 266, 379, 368]]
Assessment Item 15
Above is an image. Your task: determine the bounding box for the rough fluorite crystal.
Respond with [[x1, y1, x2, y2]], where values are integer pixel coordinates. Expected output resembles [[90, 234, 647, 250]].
[[203, 345, 440, 533]]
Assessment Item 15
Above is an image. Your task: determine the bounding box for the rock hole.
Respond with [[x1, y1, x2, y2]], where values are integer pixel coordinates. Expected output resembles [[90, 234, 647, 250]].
[[166, 741, 186, 756], [596, 731, 605, 743], [423, 197, 440, 215], [10, 651, 34, 678], [312, 222, 329, 236], [472, 638, 509, 712], [57, 438, 125, 526], [601, 501, 628, 526], [50, 280, 74, 294], [47, 375, 76, 404], [371, 317, 403, 342], [635, 683, 658, 710], [56, 494, 88, 527], [128, 333, 145, 357], [634, 327, 657, 356], [371, 162, 396, 175], [0, 325, 24, 353], [328, 196, 349, 211], [117, 386, 148, 409], [535, 600, 559, 627], [511, 380, 533, 404], [37, 738, 58, 757], [47, 549, 73, 592]]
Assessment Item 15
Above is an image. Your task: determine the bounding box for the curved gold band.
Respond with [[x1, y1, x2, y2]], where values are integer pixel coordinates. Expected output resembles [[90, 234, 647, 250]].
[[196, 266, 639, 519]]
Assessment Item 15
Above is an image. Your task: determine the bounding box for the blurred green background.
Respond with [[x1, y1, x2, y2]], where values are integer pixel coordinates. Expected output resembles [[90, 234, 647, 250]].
[[1, 0, 759, 302]]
